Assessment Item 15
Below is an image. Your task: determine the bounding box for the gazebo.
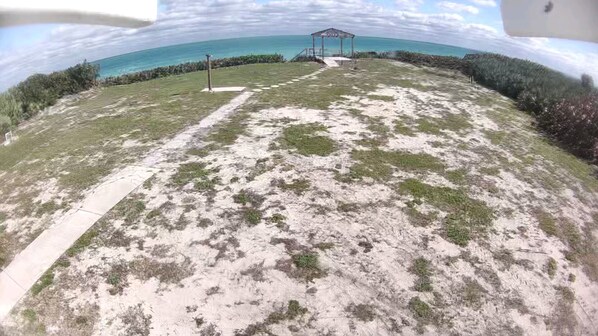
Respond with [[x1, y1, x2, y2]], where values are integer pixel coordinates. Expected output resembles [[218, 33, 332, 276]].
[[311, 28, 355, 59]]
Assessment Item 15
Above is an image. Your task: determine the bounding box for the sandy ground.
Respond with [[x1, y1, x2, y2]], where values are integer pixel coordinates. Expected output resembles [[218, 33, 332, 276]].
[[2, 61, 597, 336]]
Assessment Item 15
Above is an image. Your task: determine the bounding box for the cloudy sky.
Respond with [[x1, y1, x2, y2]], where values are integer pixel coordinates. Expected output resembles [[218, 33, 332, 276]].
[[0, 0, 597, 91]]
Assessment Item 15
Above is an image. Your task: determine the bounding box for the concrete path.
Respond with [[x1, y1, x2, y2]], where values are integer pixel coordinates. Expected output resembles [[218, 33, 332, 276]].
[[0, 91, 254, 321], [201, 86, 246, 93], [315, 56, 352, 68], [251, 67, 327, 93]]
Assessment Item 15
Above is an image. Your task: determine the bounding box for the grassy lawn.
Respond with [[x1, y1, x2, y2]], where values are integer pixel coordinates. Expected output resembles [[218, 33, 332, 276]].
[[0, 62, 320, 267]]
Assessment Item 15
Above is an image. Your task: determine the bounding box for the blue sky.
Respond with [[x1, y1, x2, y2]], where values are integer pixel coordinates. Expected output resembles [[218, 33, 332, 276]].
[[1, 0, 597, 91]]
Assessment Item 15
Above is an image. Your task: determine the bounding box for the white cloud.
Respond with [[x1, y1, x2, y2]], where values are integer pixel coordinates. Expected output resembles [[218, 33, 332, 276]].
[[0, 0, 596, 91], [437, 1, 480, 14], [395, 0, 424, 12], [469, 0, 496, 7]]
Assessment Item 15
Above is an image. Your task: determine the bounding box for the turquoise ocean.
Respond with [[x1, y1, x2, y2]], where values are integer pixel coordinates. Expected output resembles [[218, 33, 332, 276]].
[[94, 35, 478, 78]]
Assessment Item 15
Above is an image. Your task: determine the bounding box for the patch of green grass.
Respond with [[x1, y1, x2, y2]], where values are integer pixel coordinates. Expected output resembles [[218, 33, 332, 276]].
[[285, 300, 308, 320], [172, 162, 212, 187], [35, 200, 63, 216], [233, 190, 251, 205], [59, 163, 115, 191], [195, 177, 219, 192], [145, 209, 162, 220], [237, 300, 308, 336], [106, 262, 130, 295], [417, 119, 442, 135], [0, 211, 6, 223], [279, 178, 311, 195], [291, 252, 325, 282], [233, 189, 264, 207], [367, 120, 391, 137], [208, 111, 249, 146], [115, 197, 146, 224], [409, 297, 432, 319], [348, 149, 444, 181], [530, 136, 598, 193], [21, 309, 37, 323], [409, 257, 433, 292], [345, 303, 376, 322], [244, 208, 262, 226], [536, 210, 558, 237], [66, 228, 98, 257], [187, 144, 217, 157], [338, 202, 360, 212], [445, 217, 471, 246], [394, 120, 416, 136], [293, 253, 319, 269], [462, 278, 486, 309], [533, 211, 598, 281], [399, 179, 494, 246], [546, 257, 557, 279], [268, 213, 286, 224], [416, 114, 472, 136], [479, 166, 501, 176], [367, 94, 395, 102], [314, 242, 335, 250], [562, 222, 582, 254], [31, 269, 54, 296], [280, 123, 336, 156], [405, 207, 438, 227], [446, 169, 468, 184]]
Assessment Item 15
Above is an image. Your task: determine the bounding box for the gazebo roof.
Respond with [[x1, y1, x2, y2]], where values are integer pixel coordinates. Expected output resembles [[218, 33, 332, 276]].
[[311, 28, 355, 38]]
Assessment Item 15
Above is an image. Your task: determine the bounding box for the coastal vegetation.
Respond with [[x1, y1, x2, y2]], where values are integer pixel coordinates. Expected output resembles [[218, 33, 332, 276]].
[[0, 62, 98, 134], [2, 49, 597, 169], [102, 54, 284, 86], [356, 50, 598, 161], [0, 54, 284, 137]]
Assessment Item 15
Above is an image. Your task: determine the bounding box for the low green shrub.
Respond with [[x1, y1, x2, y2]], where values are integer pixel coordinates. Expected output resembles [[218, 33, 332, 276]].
[[102, 54, 284, 86]]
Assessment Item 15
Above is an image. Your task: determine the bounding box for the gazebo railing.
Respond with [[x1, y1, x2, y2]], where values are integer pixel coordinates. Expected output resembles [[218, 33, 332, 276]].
[[291, 47, 352, 61]]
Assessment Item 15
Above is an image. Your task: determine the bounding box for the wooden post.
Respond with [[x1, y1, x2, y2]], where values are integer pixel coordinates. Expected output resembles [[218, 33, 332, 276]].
[[312, 36, 315, 59], [321, 36, 324, 58], [206, 54, 213, 92], [340, 38, 343, 56], [351, 37, 354, 58]]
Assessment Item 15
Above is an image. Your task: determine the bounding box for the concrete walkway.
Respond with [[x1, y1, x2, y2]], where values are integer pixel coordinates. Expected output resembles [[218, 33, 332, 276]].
[[201, 86, 246, 93], [0, 91, 255, 321], [315, 56, 352, 68], [252, 67, 328, 93]]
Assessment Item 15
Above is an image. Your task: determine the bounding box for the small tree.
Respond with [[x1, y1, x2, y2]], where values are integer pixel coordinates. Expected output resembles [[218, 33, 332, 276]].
[[581, 73, 594, 90], [0, 92, 22, 124], [0, 114, 11, 135]]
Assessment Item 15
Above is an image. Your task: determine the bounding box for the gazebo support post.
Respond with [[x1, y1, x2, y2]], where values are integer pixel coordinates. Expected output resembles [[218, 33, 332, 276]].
[[310, 28, 355, 60], [206, 54, 213, 92]]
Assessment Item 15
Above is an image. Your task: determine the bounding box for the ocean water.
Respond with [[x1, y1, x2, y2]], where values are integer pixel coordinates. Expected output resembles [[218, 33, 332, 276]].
[[94, 35, 478, 78]]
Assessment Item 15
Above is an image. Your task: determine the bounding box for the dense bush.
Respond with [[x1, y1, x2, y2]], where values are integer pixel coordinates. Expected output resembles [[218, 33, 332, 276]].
[[354, 50, 469, 72], [537, 94, 598, 159], [0, 61, 98, 129], [0, 114, 11, 135], [465, 53, 597, 160], [103, 54, 285, 86]]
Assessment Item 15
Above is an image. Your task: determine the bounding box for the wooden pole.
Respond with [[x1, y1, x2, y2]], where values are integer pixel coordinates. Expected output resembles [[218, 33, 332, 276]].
[[340, 38, 343, 56], [206, 54, 212, 92], [321, 36, 324, 58], [351, 37, 354, 58], [312, 36, 315, 59]]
